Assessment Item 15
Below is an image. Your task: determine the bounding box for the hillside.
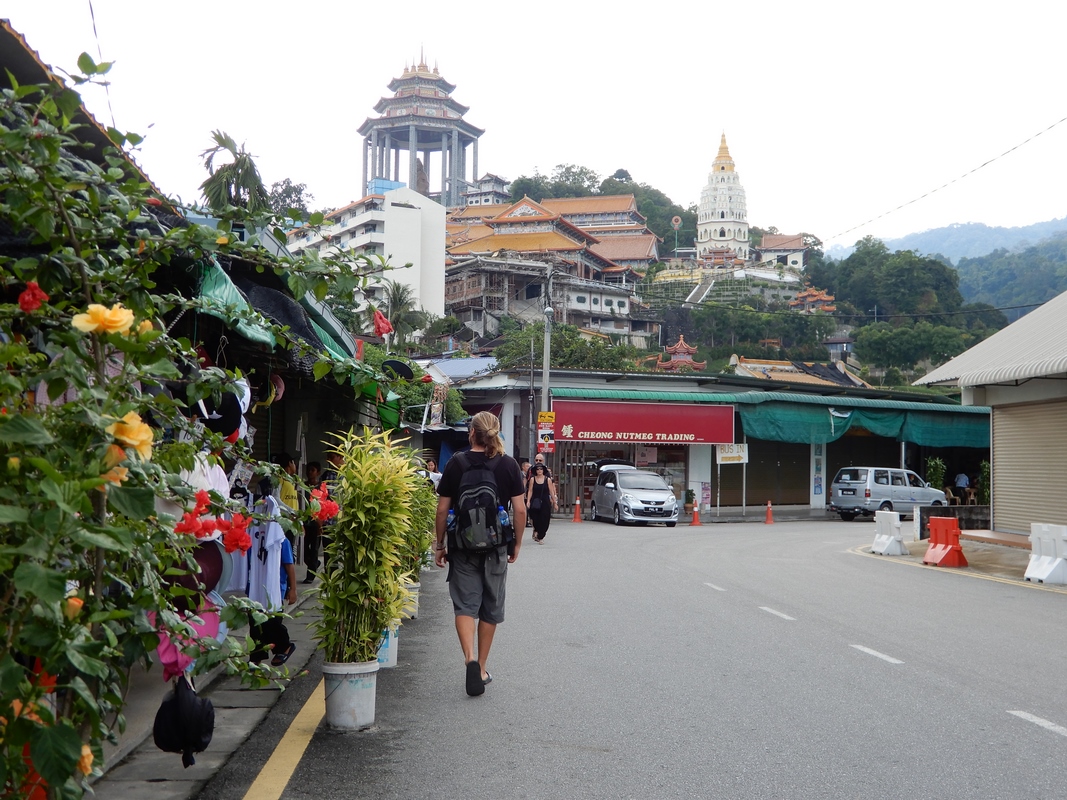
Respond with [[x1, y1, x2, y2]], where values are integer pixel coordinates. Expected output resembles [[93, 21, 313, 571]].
[[826, 217, 1067, 262]]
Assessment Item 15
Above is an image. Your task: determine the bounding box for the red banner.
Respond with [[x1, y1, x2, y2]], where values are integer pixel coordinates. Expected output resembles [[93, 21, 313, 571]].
[[553, 400, 734, 445]]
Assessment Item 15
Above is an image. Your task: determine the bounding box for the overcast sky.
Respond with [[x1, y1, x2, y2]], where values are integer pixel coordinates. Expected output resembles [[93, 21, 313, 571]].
[[8, 2, 1066, 244]]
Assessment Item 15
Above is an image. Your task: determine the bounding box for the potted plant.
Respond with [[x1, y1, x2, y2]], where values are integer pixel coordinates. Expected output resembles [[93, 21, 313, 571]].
[[312, 427, 418, 729], [925, 456, 947, 492], [399, 476, 437, 619], [684, 488, 696, 514]]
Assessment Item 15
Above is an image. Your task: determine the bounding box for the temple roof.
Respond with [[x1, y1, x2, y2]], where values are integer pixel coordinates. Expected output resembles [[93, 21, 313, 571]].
[[541, 195, 640, 214], [760, 234, 807, 250], [590, 234, 659, 262], [713, 132, 735, 172]]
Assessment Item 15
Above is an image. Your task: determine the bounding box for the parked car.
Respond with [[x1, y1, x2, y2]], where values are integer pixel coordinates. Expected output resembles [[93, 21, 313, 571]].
[[829, 466, 946, 521], [591, 468, 679, 526]]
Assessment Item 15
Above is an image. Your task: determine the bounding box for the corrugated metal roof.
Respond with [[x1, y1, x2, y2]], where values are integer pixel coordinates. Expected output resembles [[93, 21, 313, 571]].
[[550, 387, 989, 414], [428, 357, 497, 381], [916, 290, 1067, 387]]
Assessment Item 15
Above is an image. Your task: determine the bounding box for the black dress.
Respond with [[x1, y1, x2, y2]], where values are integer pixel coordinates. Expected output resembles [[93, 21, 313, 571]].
[[528, 478, 553, 540]]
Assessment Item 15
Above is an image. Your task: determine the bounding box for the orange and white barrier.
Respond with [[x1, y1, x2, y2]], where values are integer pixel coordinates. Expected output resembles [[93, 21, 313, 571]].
[[922, 516, 968, 568]]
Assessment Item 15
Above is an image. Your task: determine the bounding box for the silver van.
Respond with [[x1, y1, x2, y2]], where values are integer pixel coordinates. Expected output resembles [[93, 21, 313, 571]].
[[591, 468, 679, 527], [829, 467, 946, 521]]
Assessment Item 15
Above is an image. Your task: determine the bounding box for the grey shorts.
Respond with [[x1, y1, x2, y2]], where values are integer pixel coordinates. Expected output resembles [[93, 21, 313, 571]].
[[448, 548, 508, 624]]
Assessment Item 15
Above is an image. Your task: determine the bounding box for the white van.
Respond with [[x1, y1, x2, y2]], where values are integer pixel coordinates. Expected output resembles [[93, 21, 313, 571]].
[[829, 467, 946, 521]]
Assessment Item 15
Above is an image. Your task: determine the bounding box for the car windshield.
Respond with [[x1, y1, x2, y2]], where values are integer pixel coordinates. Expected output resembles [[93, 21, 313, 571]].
[[834, 469, 868, 483], [618, 473, 669, 491]]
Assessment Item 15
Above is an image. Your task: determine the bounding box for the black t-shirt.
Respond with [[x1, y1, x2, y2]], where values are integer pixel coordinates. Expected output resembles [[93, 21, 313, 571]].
[[438, 451, 526, 506]]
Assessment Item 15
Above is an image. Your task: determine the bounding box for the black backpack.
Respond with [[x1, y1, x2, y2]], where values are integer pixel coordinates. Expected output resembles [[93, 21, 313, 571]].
[[450, 452, 512, 552], [153, 673, 214, 768]]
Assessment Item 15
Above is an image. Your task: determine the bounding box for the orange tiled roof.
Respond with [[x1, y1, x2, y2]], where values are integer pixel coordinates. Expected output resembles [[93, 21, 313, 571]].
[[760, 234, 805, 250], [590, 234, 658, 261], [450, 204, 510, 220], [447, 230, 585, 255], [446, 222, 493, 246], [541, 195, 638, 214]]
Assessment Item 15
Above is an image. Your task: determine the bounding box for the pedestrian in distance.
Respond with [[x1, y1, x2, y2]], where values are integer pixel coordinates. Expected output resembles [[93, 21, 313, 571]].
[[525, 463, 558, 543], [434, 411, 526, 696], [301, 461, 322, 583]]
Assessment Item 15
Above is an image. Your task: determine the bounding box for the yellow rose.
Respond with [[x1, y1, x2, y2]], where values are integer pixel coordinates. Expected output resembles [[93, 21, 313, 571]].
[[64, 596, 85, 620], [72, 303, 135, 335], [6, 456, 18, 474], [78, 744, 93, 776], [105, 412, 153, 460], [137, 319, 154, 335]]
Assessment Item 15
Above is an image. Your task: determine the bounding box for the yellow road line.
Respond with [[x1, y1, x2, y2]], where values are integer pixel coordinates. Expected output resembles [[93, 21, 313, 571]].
[[849, 545, 1067, 595], [242, 678, 324, 800]]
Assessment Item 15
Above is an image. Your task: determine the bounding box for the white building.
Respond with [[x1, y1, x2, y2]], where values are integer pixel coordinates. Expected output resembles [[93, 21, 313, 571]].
[[287, 187, 445, 318], [696, 133, 750, 261]]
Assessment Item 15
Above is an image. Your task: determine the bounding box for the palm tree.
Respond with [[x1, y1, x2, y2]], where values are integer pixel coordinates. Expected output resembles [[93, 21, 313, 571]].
[[199, 130, 271, 213], [365, 279, 427, 350]]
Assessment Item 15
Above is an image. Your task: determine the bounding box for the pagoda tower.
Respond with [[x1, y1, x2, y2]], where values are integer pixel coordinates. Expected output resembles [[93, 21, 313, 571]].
[[358, 56, 484, 206], [696, 133, 750, 261]]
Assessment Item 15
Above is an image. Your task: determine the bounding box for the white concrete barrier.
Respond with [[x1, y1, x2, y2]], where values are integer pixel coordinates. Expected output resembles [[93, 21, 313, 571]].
[[872, 510, 909, 556], [1025, 523, 1067, 584]]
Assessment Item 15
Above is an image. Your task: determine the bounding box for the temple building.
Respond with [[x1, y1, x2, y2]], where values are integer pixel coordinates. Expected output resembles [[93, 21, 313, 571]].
[[357, 57, 483, 207], [696, 133, 750, 261]]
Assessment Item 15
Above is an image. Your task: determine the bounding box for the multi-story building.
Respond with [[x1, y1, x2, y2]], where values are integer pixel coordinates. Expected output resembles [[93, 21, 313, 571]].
[[286, 187, 445, 318], [463, 173, 511, 206], [696, 133, 750, 261]]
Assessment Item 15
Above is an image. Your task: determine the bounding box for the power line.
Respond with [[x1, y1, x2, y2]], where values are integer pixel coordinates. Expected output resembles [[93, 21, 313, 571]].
[[828, 114, 1067, 243]]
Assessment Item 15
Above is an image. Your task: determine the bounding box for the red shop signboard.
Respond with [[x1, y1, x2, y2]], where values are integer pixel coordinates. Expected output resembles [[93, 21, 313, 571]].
[[553, 400, 734, 445]]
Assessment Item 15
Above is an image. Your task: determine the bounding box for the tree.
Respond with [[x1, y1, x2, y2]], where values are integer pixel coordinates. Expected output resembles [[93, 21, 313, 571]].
[[268, 178, 314, 219], [199, 130, 271, 213], [492, 322, 640, 372], [371, 279, 428, 351]]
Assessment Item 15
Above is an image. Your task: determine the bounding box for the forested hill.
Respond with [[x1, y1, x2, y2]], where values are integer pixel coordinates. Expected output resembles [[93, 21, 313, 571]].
[[885, 219, 1067, 261], [955, 233, 1067, 320]]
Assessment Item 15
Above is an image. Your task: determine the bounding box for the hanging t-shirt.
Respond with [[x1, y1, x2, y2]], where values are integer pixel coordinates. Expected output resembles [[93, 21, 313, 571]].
[[247, 496, 285, 612]]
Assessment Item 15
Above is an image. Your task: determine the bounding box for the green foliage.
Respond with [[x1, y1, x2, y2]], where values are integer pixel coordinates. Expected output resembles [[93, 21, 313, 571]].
[[979, 460, 991, 504], [268, 178, 314, 219], [925, 456, 947, 490], [0, 64, 383, 794], [956, 234, 1067, 320], [492, 322, 641, 372], [403, 481, 437, 579], [313, 429, 418, 663], [361, 344, 465, 424], [853, 321, 977, 371], [199, 130, 271, 213]]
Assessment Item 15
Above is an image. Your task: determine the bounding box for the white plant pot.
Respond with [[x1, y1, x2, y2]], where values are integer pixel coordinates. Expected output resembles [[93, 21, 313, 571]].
[[402, 581, 421, 619], [376, 618, 401, 668], [322, 660, 379, 729]]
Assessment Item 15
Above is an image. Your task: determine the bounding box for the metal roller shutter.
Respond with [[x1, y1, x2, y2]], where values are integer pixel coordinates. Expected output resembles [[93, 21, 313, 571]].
[[992, 400, 1067, 534]]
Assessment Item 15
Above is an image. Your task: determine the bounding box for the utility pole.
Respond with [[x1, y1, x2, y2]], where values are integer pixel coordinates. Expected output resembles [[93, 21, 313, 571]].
[[540, 266, 553, 414]]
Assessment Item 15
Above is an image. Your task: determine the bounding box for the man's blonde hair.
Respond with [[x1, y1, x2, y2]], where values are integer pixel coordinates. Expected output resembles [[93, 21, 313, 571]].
[[469, 411, 506, 458]]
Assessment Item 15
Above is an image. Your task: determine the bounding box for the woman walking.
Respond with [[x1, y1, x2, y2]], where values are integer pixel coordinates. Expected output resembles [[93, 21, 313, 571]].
[[525, 463, 558, 543]]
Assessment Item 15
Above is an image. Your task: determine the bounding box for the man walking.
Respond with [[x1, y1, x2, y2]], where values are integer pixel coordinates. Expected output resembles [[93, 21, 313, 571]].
[[434, 411, 526, 696]]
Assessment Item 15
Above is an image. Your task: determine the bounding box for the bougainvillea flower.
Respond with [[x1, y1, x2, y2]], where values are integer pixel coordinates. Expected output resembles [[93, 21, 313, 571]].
[[72, 303, 135, 334], [222, 513, 252, 553], [18, 281, 49, 312], [105, 412, 153, 460]]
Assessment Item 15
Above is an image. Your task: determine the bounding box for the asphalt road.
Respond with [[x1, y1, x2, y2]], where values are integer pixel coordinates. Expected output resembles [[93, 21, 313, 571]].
[[203, 519, 1067, 799]]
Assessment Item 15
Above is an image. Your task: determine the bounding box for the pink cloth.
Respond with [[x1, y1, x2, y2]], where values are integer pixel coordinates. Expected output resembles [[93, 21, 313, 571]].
[[148, 601, 221, 682]]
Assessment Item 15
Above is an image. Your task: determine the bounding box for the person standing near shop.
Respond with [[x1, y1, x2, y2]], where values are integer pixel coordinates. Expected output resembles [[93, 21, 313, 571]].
[[301, 461, 322, 584], [525, 463, 558, 543], [434, 411, 526, 696]]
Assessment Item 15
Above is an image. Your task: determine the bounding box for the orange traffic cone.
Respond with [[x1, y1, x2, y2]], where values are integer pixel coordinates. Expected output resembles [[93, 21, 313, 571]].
[[764, 500, 774, 524], [571, 496, 583, 523], [690, 506, 701, 526]]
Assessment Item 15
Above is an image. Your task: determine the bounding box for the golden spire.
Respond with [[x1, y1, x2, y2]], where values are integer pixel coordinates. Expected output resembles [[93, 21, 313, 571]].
[[717, 132, 731, 160]]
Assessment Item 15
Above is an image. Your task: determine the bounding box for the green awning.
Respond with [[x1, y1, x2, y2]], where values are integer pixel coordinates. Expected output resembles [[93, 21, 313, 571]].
[[549, 388, 990, 448], [198, 260, 276, 347], [310, 319, 348, 360]]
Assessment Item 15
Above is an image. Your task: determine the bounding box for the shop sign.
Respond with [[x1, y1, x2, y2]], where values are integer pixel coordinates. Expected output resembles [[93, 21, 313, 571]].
[[716, 443, 748, 464], [553, 400, 734, 444], [537, 411, 555, 453]]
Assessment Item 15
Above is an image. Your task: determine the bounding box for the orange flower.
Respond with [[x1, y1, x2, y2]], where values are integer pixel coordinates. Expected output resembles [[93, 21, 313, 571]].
[[78, 744, 93, 776], [104, 444, 126, 469], [64, 596, 84, 620], [105, 412, 153, 460], [71, 303, 135, 335], [100, 466, 129, 487], [9, 699, 41, 724]]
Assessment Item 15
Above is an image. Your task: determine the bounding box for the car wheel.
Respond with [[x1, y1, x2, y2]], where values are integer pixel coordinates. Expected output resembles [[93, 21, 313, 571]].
[[840, 512, 857, 521], [590, 501, 599, 522], [931, 500, 943, 506], [666, 521, 677, 528], [613, 505, 623, 526], [879, 502, 893, 512]]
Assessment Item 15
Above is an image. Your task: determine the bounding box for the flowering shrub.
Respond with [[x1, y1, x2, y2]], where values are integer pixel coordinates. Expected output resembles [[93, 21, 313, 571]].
[[0, 56, 381, 796]]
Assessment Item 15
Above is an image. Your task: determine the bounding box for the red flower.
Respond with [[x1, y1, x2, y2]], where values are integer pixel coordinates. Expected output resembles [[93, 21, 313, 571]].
[[18, 281, 49, 313], [193, 490, 211, 516], [222, 514, 252, 553], [372, 308, 393, 337], [174, 511, 203, 536], [314, 499, 339, 523]]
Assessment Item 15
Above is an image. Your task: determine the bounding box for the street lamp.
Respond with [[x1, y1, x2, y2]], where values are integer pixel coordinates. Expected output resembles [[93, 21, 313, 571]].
[[541, 305, 553, 414]]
